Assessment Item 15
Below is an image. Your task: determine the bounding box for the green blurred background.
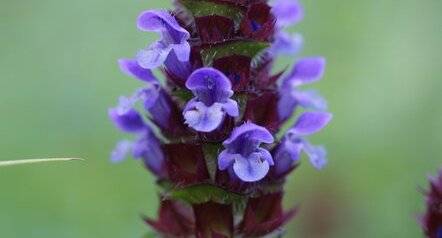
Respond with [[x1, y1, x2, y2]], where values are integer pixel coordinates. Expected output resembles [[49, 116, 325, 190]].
[[0, 0, 441, 237]]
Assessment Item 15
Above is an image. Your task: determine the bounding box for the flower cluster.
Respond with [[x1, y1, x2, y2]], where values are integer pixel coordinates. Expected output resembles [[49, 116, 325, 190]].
[[109, 0, 332, 237], [421, 168, 442, 238]]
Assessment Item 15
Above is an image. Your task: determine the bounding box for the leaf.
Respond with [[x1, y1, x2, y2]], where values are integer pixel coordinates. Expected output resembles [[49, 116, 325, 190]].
[[0, 158, 83, 167], [253, 181, 285, 197], [179, 0, 244, 25], [202, 144, 222, 181], [166, 183, 244, 205], [234, 94, 249, 118], [200, 40, 269, 66], [157, 179, 175, 191], [171, 89, 194, 102]]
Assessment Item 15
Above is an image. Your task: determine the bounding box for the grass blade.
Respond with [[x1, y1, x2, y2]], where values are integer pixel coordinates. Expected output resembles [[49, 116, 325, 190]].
[[0, 158, 84, 167]]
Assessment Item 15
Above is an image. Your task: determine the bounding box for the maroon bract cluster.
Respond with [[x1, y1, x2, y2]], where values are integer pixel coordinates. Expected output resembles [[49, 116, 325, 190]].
[[422, 169, 442, 238]]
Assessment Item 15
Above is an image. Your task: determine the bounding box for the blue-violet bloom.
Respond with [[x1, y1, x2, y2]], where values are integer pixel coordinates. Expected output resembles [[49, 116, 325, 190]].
[[136, 10, 191, 70], [274, 112, 332, 173], [184, 68, 239, 132], [270, 0, 304, 57], [118, 59, 158, 85], [278, 57, 327, 121], [108, 97, 165, 176], [134, 86, 172, 129], [271, 0, 304, 28], [115, 61, 175, 129], [218, 122, 275, 182], [271, 31, 304, 57]]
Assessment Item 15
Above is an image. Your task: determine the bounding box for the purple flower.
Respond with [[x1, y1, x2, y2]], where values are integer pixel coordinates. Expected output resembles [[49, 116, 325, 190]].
[[134, 86, 172, 129], [183, 68, 239, 132], [271, 31, 304, 57], [113, 84, 181, 132], [118, 59, 158, 85], [108, 98, 166, 176], [110, 139, 132, 163], [278, 57, 327, 121], [218, 122, 275, 182], [270, 0, 304, 57], [108, 97, 146, 133], [136, 10, 190, 70], [274, 112, 332, 173], [164, 50, 192, 80], [271, 0, 304, 28]]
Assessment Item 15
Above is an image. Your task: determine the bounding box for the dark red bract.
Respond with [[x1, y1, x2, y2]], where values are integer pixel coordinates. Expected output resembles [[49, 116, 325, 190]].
[[422, 169, 442, 238]]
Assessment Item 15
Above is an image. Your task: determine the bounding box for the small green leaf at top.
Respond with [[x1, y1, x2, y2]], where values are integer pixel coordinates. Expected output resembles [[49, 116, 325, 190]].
[[200, 40, 269, 66], [171, 88, 194, 102], [165, 183, 244, 205], [202, 144, 222, 181], [179, 0, 245, 24]]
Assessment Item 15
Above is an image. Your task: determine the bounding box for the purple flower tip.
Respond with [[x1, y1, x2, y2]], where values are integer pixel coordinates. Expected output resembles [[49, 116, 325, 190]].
[[283, 57, 327, 87], [218, 122, 274, 182], [110, 139, 133, 163], [275, 112, 332, 170], [272, 0, 304, 28], [136, 9, 190, 69], [271, 31, 304, 57], [118, 59, 158, 84], [184, 68, 239, 132], [288, 111, 333, 136], [303, 143, 328, 169], [109, 97, 166, 175], [108, 97, 146, 133], [278, 58, 328, 121], [134, 86, 173, 129]]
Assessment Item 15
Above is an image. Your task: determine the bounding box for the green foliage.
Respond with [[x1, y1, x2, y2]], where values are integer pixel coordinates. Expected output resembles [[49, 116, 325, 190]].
[[200, 41, 269, 66], [157, 179, 175, 191], [179, 0, 244, 24], [166, 183, 244, 204], [202, 144, 222, 181], [171, 88, 194, 102]]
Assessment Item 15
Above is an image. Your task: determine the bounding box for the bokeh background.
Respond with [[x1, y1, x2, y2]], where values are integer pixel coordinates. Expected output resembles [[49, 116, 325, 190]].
[[0, 0, 441, 237]]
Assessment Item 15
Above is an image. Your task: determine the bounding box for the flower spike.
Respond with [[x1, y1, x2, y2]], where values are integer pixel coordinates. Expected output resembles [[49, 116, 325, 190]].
[[111, 1, 332, 237]]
